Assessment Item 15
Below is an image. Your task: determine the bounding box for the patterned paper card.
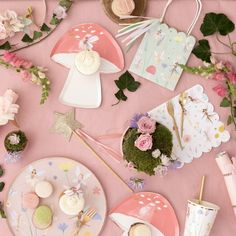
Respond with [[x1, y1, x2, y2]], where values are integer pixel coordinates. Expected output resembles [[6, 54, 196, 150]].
[[129, 20, 196, 91], [148, 84, 230, 164]]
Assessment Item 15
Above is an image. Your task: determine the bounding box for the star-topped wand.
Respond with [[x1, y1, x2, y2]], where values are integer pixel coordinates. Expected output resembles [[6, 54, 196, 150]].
[[51, 109, 133, 193]]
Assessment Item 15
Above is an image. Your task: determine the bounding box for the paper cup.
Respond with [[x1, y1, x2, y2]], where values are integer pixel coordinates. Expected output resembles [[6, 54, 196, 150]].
[[184, 199, 220, 236]]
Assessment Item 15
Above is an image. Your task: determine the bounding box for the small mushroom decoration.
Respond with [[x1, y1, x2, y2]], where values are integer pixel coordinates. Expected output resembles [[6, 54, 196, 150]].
[[110, 192, 179, 236], [51, 23, 124, 108]]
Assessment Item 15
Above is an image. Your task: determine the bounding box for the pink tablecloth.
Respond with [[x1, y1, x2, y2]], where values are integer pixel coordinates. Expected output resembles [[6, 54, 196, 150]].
[[0, 0, 236, 235]]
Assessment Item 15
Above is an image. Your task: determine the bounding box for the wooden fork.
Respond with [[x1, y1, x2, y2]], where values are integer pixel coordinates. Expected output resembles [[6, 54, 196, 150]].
[[72, 208, 97, 236]]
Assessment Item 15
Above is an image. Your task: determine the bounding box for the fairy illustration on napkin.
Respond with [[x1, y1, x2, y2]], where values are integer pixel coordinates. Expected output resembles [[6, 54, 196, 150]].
[[127, 0, 202, 91]]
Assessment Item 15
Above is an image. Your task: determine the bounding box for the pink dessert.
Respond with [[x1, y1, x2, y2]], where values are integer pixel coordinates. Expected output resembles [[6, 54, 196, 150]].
[[111, 0, 135, 17], [22, 192, 40, 209]]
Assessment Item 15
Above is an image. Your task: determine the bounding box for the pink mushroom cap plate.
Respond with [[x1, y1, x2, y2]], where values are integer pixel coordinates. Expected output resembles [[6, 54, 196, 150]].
[[5, 157, 107, 236], [110, 192, 179, 236], [51, 23, 124, 108]]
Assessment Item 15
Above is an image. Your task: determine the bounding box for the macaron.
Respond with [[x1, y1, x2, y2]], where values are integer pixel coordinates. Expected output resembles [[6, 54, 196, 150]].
[[59, 193, 85, 216], [129, 223, 152, 236], [22, 192, 40, 209], [32, 205, 53, 230], [111, 0, 135, 17], [75, 50, 101, 75], [35, 181, 53, 198]]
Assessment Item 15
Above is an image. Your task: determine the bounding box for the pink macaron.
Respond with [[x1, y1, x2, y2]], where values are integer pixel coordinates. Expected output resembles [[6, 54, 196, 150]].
[[22, 192, 40, 209]]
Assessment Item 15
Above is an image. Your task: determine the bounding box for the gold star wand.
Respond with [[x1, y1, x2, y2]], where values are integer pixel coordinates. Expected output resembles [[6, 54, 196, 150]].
[[51, 109, 133, 193]]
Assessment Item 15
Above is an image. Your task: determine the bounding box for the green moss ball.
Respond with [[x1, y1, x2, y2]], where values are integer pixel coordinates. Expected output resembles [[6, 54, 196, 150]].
[[4, 130, 28, 152], [122, 123, 173, 176]]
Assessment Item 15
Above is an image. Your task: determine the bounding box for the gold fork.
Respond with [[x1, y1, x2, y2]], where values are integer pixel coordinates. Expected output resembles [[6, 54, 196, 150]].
[[72, 208, 97, 236], [178, 92, 188, 137], [167, 101, 184, 150]]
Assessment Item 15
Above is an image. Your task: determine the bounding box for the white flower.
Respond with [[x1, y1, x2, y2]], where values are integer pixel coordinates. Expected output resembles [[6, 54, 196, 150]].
[[0, 89, 19, 126], [152, 149, 161, 158], [0, 10, 24, 40], [8, 134, 20, 145], [160, 154, 170, 166], [53, 5, 67, 19], [38, 71, 46, 79], [154, 165, 168, 177], [0, 22, 7, 40]]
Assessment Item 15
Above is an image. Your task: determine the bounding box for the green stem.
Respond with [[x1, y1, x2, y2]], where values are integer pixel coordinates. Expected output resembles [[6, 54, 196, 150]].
[[229, 94, 236, 130], [216, 34, 232, 50], [112, 100, 121, 106]]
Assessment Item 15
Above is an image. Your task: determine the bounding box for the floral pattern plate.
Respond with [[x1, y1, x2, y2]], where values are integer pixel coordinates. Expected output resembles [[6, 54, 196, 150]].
[[6, 157, 107, 236], [148, 84, 230, 164]]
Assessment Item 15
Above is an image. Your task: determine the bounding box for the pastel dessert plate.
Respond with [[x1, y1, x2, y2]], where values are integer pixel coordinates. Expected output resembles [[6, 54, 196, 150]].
[[110, 192, 179, 236], [51, 23, 124, 108], [6, 157, 107, 236]]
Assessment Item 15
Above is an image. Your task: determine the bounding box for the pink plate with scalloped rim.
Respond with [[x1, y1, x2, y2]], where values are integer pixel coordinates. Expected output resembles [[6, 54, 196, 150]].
[[110, 192, 179, 236], [6, 157, 107, 236]]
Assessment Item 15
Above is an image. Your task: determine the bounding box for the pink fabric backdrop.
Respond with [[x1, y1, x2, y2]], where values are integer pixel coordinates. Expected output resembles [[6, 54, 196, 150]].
[[0, 0, 236, 235]]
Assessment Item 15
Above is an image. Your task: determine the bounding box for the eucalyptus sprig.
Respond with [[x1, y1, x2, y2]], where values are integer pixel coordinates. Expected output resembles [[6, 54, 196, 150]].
[[112, 71, 141, 106], [0, 165, 6, 219], [0, 0, 73, 53]]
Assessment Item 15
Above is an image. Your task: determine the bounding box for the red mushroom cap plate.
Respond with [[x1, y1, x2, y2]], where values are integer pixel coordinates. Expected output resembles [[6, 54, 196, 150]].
[[110, 192, 179, 236], [51, 23, 124, 108]]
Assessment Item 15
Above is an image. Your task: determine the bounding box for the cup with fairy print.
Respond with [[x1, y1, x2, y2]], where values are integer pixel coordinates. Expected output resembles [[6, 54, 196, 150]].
[[4, 130, 28, 163], [183, 199, 220, 236]]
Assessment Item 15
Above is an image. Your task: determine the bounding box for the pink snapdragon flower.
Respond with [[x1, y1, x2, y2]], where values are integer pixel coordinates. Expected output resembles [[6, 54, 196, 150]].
[[212, 72, 226, 81], [213, 84, 227, 97], [227, 71, 236, 84]]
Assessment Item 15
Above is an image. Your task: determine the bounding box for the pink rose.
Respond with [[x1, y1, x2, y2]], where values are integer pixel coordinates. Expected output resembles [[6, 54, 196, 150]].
[[227, 72, 236, 84], [137, 116, 156, 134], [213, 84, 227, 97], [135, 133, 153, 151], [212, 72, 225, 81]]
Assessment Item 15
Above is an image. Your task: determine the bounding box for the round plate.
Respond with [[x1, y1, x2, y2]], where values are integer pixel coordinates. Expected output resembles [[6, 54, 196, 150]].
[[101, 0, 147, 24], [110, 192, 179, 236], [6, 157, 107, 236]]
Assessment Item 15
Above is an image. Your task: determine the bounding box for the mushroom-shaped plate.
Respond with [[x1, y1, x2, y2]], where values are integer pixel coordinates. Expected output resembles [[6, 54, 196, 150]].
[[51, 23, 124, 108], [110, 192, 179, 236]]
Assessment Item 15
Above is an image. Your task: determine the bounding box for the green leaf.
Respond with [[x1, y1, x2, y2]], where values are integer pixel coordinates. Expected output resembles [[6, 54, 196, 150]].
[[115, 71, 141, 92], [21, 34, 33, 43], [0, 202, 6, 219], [50, 16, 61, 25], [33, 31, 43, 40], [115, 90, 127, 102], [127, 81, 141, 92], [220, 97, 231, 107], [115, 79, 126, 90], [192, 39, 211, 62], [227, 115, 233, 125], [0, 166, 4, 177], [59, 0, 72, 9], [200, 12, 235, 36], [40, 23, 51, 32], [0, 41, 11, 50], [0, 182, 5, 192]]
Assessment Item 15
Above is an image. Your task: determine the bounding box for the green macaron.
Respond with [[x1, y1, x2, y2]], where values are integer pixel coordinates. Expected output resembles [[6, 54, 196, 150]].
[[32, 205, 53, 230]]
